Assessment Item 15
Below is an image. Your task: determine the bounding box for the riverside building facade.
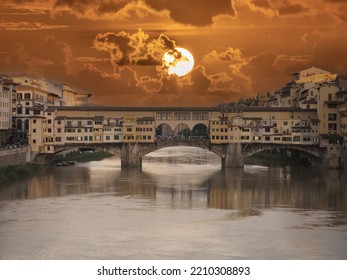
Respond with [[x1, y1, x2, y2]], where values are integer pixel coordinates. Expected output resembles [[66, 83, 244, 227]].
[[0, 76, 18, 145], [7, 76, 92, 143]]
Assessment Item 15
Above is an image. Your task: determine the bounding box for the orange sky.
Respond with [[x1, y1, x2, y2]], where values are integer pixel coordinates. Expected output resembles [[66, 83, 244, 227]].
[[1, 0, 346, 106]]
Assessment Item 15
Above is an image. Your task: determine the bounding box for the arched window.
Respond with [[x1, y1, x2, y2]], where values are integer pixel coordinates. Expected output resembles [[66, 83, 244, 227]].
[[25, 119, 29, 130], [17, 119, 22, 130]]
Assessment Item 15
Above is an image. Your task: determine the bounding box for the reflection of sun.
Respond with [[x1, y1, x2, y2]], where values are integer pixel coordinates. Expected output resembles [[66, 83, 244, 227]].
[[162, 47, 194, 77]]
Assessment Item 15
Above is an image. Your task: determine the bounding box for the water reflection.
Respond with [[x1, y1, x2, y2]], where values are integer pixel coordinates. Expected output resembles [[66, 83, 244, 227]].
[[1, 147, 347, 260], [1, 156, 346, 214]]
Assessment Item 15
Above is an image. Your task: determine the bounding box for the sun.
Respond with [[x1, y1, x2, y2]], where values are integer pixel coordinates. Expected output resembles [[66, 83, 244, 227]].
[[162, 47, 194, 77]]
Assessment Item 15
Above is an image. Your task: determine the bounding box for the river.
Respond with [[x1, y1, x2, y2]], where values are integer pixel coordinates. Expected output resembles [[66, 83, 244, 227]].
[[1, 147, 347, 259]]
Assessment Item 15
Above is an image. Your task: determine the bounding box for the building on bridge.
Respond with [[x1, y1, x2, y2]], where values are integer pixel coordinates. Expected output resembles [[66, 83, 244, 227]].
[[27, 104, 345, 168]]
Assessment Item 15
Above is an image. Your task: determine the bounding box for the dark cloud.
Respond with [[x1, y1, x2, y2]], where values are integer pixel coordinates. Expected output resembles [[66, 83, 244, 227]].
[[54, 0, 128, 14], [278, 1, 309, 15], [251, 0, 272, 9], [93, 29, 176, 67], [145, 0, 236, 26]]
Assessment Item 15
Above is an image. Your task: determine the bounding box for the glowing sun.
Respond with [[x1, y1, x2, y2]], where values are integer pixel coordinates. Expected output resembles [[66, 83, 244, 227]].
[[162, 47, 194, 77]]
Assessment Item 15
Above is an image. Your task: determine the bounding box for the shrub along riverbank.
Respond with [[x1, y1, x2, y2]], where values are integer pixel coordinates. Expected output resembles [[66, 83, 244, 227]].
[[0, 151, 114, 185], [245, 150, 312, 166], [54, 151, 113, 163], [0, 163, 44, 185]]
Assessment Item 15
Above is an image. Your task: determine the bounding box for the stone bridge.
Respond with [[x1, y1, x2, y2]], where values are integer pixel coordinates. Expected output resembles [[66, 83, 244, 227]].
[[41, 139, 332, 168]]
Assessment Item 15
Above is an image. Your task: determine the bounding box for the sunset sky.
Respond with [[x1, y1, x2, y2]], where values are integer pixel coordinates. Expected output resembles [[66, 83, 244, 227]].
[[1, 0, 346, 106]]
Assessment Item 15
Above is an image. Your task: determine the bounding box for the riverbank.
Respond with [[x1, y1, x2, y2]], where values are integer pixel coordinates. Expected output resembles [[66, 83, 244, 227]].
[[0, 163, 44, 185]]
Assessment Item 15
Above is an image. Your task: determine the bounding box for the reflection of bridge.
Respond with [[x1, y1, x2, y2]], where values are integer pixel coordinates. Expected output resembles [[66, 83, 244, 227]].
[[49, 139, 327, 168]]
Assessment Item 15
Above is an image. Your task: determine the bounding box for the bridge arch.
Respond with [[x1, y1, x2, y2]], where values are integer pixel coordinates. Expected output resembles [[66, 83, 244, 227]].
[[241, 143, 325, 163], [143, 145, 220, 165]]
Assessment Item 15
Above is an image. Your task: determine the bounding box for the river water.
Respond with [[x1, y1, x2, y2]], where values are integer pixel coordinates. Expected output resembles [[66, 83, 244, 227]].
[[1, 147, 347, 259]]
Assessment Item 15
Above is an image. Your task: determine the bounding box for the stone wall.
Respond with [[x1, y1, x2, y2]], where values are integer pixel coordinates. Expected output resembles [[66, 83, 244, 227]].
[[0, 146, 31, 168]]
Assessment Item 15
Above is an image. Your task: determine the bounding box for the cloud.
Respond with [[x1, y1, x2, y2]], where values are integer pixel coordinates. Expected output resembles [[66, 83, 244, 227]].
[[239, 0, 311, 18], [52, 0, 169, 22], [202, 47, 254, 94], [51, 0, 237, 26], [3, 43, 53, 76], [93, 29, 176, 67], [145, 0, 237, 26], [0, 21, 68, 31], [272, 53, 312, 76], [277, 1, 309, 15], [3, 36, 76, 77]]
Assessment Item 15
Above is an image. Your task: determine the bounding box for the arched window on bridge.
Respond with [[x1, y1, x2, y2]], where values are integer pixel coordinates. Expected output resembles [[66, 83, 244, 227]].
[[156, 123, 173, 137], [192, 124, 208, 139]]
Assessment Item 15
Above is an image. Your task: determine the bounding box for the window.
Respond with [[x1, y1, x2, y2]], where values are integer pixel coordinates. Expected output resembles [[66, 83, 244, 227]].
[[328, 93, 332, 101], [33, 139, 36, 144], [328, 123, 337, 131], [33, 120, 36, 124], [33, 129, 36, 133], [87, 121, 92, 125], [106, 136, 110, 140], [127, 127, 132, 132], [174, 112, 190, 120], [57, 121, 61, 125], [282, 137, 292, 142], [114, 135, 119, 140], [156, 112, 172, 120], [57, 128, 61, 133], [24, 93, 31, 99], [328, 114, 337, 121], [265, 136, 270, 141], [25, 108, 30, 115], [48, 119, 52, 124], [55, 137, 61, 142], [192, 112, 208, 120], [78, 121, 82, 126]]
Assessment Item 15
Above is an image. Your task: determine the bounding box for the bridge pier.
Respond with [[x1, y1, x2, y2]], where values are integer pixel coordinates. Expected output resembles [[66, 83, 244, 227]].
[[121, 143, 142, 167], [221, 143, 244, 168]]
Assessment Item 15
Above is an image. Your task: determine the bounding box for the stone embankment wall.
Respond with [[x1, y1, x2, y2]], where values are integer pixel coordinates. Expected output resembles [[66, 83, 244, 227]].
[[342, 149, 347, 169], [0, 146, 31, 168]]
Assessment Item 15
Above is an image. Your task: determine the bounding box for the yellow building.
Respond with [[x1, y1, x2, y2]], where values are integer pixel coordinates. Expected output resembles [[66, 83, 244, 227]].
[[136, 117, 155, 143]]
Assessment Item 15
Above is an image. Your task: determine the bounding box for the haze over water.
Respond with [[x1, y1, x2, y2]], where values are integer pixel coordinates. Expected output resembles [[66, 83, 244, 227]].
[[1, 147, 347, 259]]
